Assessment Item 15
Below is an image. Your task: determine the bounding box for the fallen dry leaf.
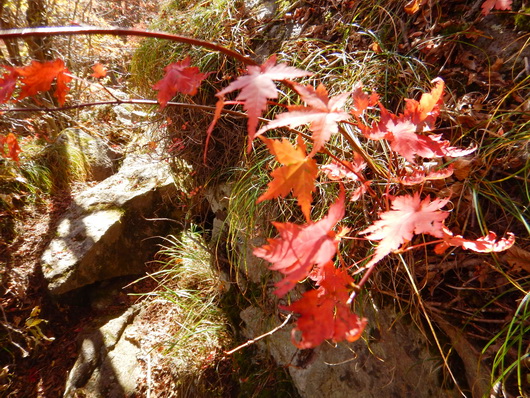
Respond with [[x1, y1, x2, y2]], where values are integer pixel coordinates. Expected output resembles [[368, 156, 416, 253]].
[[505, 246, 530, 273]]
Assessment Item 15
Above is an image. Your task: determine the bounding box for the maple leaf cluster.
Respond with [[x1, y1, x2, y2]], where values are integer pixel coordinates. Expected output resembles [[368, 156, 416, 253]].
[[404, 0, 512, 16], [0, 50, 516, 350], [0, 56, 202, 161], [215, 55, 514, 347]]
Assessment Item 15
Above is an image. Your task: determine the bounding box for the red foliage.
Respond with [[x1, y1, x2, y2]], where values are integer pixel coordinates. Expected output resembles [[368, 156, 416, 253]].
[[281, 261, 367, 348], [435, 226, 515, 254], [0, 43, 517, 350], [16, 59, 72, 106], [253, 187, 345, 297], [321, 153, 366, 182], [257, 82, 351, 156], [0, 67, 18, 103], [481, 0, 512, 15], [152, 57, 208, 108], [0, 133, 21, 161], [360, 193, 450, 268], [360, 80, 476, 162], [215, 55, 311, 151]]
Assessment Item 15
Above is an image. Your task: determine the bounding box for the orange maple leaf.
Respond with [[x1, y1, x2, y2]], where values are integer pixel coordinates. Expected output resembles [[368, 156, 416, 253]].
[[253, 187, 345, 297], [281, 261, 367, 348], [16, 59, 72, 106], [0, 67, 18, 103], [360, 193, 450, 267], [256, 82, 351, 156], [215, 54, 311, 152], [350, 84, 379, 118], [404, 77, 445, 130], [91, 63, 107, 78], [0, 133, 21, 161], [257, 136, 317, 221], [152, 57, 209, 108]]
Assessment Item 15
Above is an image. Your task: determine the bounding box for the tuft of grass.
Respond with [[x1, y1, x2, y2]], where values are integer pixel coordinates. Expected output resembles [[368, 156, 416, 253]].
[[142, 225, 233, 395], [483, 292, 530, 397]]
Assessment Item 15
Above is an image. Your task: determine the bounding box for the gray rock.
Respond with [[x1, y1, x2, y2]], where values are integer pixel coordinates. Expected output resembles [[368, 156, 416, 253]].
[[64, 306, 141, 398], [244, 0, 277, 21], [57, 128, 120, 182], [240, 302, 458, 398], [41, 153, 179, 295]]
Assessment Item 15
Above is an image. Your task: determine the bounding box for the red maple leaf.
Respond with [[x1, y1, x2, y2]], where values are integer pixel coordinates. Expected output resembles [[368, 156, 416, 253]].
[[350, 180, 372, 202], [321, 152, 366, 182], [257, 136, 318, 222], [256, 82, 351, 156], [91, 63, 107, 78], [0, 67, 18, 103], [386, 118, 448, 162], [216, 55, 311, 151], [152, 57, 209, 108], [360, 88, 476, 163], [481, 0, 512, 16], [351, 84, 379, 118], [253, 187, 345, 297], [281, 261, 367, 348], [0, 133, 21, 161], [434, 226, 515, 254], [16, 59, 72, 106], [360, 193, 450, 267], [396, 164, 454, 185]]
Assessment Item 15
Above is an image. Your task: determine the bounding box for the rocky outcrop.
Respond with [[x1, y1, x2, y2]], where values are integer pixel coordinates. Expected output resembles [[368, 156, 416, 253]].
[[41, 153, 180, 295], [63, 305, 142, 398]]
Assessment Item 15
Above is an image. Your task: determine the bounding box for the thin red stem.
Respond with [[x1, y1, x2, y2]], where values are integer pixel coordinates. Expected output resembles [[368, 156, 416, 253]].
[[0, 26, 257, 66], [0, 99, 248, 118]]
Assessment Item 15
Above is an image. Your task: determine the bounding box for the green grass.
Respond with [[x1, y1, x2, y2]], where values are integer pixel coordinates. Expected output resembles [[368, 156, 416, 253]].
[[130, 0, 248, 95], [139, 225, 233, 395], [483, 292, 530, 396]]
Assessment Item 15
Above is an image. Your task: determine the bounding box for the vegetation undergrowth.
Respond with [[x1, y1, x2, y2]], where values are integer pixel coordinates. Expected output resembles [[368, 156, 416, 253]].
[[141, 225, 233, 396]]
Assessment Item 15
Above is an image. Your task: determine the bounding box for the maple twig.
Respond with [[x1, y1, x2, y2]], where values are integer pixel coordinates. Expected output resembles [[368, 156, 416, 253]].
[[0, 26, 257, 67], [0, 99, 249, 119], [347, 263, 377, 305], [338, 124, 387, 179], [224, 314, 292, 355]]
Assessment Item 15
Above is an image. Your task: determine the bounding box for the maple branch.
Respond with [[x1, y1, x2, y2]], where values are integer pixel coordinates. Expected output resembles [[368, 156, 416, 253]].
[[0, 99, 249, 119], [338, 124, 387, 179], [224, 314, 292, 355], [0, 26, 258, 67]]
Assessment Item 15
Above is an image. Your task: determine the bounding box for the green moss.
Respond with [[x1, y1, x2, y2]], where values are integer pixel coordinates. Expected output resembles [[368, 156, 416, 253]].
[[514, 7, 530, 31]]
